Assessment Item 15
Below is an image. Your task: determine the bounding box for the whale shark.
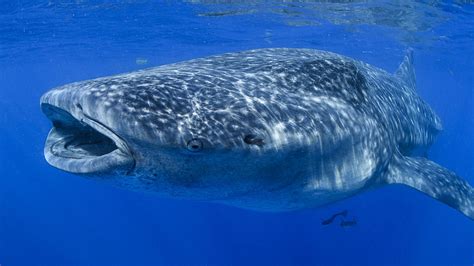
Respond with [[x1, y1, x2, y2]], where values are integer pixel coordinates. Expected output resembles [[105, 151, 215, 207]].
[[40, 48, 474, 220]]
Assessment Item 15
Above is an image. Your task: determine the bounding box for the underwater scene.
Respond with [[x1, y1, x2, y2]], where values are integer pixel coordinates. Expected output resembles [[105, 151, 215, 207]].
[[0, 1, 473, 265]]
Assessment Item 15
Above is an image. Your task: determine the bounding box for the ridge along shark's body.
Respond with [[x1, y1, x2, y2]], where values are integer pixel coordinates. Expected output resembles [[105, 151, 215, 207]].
[[41, 48, 474, 220]]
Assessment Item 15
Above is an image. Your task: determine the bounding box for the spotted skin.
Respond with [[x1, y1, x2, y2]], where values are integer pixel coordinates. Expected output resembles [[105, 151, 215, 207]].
[[41, 48, 473, 219]]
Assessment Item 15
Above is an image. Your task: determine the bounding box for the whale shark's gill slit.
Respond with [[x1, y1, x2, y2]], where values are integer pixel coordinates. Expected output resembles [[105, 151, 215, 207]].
[[41, 103, 134, 174]]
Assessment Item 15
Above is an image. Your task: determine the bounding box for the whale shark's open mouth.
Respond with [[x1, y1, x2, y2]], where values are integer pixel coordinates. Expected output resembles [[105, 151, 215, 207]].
[[41, 103, 135, 175]]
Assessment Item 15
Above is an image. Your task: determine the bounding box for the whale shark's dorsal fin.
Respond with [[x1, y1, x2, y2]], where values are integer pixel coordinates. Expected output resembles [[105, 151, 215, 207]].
[[386, 156, 474, 220], [395, 48, 416, 90]]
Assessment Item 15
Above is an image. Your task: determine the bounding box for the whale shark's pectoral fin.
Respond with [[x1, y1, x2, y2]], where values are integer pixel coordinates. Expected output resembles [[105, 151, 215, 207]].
[[395, 48, 416, 90], [386, 156, 474, 220]]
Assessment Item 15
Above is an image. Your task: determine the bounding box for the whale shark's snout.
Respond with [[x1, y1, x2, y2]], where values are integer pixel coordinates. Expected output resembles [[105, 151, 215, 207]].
[[41, 91, 135, 175]]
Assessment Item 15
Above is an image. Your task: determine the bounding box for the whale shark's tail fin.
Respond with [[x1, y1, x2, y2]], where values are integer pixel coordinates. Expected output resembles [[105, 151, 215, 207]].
[[395, 48, 416, 90], [386, 156, 474, 220]]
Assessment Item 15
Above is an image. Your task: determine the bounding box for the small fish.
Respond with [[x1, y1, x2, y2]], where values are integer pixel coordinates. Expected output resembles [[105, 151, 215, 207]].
[[321, 210, 348, 225], [135, 58, 148, 65], [340, 218, 357, 227]]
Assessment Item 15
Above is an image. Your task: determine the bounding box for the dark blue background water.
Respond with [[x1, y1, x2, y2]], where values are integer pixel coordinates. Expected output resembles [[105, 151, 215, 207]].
[[0, 1, 473, 265]]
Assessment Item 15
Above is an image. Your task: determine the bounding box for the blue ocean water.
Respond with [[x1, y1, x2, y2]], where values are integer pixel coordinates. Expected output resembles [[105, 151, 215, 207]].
[[0, 1, 473, 265]]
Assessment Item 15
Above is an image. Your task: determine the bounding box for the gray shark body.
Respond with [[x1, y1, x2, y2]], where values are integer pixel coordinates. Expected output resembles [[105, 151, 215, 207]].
[[41, 48, 474, 219]]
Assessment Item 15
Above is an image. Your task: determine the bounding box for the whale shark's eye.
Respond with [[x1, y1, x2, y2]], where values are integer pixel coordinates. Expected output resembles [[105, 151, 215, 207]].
[[243, 134, 265, 146], [186, 138, 203, 152]]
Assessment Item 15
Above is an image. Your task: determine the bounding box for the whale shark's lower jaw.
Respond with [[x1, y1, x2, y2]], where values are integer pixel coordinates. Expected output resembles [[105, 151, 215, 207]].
[[41, 103, 135, 175]]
